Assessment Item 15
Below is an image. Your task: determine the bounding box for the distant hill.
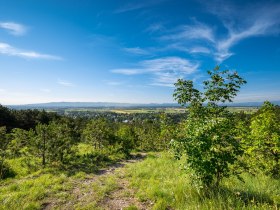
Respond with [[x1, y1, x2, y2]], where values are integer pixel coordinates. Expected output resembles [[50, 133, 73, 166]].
[[7, 100, 280, 110], [8, 102, 181, 110], [227, 101, 280, 107]]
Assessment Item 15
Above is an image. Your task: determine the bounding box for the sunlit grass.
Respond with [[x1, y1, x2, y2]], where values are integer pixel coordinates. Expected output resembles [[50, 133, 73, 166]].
[[125, 152, 280, 210], [0, 173, 69, 210]]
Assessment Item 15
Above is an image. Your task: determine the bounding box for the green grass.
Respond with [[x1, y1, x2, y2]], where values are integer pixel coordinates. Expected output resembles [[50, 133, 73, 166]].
[[0, 143, 128, 210], [1, 150, 278, 209], [0, 169, 120, 210], [125, 152, 280, 210], [0, 173, 69, 210]]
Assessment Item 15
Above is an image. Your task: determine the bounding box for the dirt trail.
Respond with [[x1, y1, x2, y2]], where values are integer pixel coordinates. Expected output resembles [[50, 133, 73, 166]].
[[98, 156, 150, 210], [44, 153, 150, 210]]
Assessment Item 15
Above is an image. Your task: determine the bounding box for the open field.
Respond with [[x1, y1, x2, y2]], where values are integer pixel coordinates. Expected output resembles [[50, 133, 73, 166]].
[[63, 107, 186, 114]]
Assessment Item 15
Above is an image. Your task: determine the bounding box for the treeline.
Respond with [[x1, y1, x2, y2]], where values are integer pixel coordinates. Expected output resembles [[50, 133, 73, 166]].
[[0, 104, 177, 179], [0, 105, 60, 131]]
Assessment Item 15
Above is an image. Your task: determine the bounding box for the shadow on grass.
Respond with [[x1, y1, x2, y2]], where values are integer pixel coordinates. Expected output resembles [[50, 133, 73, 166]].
[[205, 186, 279, 208], [56, 152, 147, 177]]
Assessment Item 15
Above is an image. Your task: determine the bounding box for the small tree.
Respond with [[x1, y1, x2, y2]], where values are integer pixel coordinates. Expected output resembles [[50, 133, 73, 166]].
[[172, 66, 246, 189], [83, 118, 111, 150], [9, 128, 33, 158], [33, 123, 51, 167], [116, 124, 136, 156], [48, 121, 76, 164]]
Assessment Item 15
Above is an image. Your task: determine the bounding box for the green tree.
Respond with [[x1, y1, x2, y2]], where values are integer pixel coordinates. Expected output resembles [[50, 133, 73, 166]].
[[249, 101, 280, 177], [33, 123, 51, 166], [9, 128, 34, 158], [116, 124, 136, 155], [83, 118, 111, 150], [48, 120, 76, 164], [172, 66, 246, 189], [135, 120, 160, 151]]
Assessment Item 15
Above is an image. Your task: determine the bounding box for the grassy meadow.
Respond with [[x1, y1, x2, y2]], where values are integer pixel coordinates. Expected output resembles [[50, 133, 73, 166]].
[[1, 151, 279, 210]]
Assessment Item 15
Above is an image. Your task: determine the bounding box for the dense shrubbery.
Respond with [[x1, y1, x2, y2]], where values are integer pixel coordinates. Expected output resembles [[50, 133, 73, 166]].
[[240, 101, 280, 178]]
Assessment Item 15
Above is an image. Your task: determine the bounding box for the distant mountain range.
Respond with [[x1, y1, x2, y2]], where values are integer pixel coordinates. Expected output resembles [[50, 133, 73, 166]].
[[7, 101, 280, 110], [8, 102, 181, 109]]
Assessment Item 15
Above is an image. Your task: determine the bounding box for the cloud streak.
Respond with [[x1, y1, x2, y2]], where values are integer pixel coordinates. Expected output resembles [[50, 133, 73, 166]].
[[0, 42, 62, 60], [123, 47, 150, 55], [0, 21, 27, 36], [104, 80, 124, 86], [115, 0, 166, 13], [162, 22, 215, 43], [58, 80, 74, 87], [161, 2, 280, 63], [112, 57, 199, 87]]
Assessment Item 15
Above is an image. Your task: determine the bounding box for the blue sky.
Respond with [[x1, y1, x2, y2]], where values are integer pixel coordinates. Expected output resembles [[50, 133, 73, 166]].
[[0, 0, 280, 105]]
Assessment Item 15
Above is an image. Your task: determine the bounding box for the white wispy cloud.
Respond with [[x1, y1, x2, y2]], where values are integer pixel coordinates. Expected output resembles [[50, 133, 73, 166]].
[[146, 23, 165, 33], [161, 2, 280, 63], [112, 57, 199, 87], [162, 22, 215, 43], [165, 43, 211, 55], [104, 81, 124, 86], [189, 46, 211, 54], [0, 42, 62, 60], [123, 47, 150, 55], [111, 69, 141, 75], [58, 80, 74, 87], [0, 21, 27, 36], [115, 0, 166, 13], [215, 5, 280, 62]]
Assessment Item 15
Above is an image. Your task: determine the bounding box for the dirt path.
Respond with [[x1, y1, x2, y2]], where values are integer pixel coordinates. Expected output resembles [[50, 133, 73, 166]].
[[98, 157, 150, 210], [44, 153, 150, 210]]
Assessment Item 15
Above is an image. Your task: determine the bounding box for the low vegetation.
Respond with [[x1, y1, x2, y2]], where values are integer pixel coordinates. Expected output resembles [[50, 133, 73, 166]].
[[126, 152, 280, 209]]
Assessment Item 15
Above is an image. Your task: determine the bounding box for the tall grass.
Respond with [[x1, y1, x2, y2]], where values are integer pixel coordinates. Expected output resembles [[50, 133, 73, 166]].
[[125, 152, 280, 210]]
